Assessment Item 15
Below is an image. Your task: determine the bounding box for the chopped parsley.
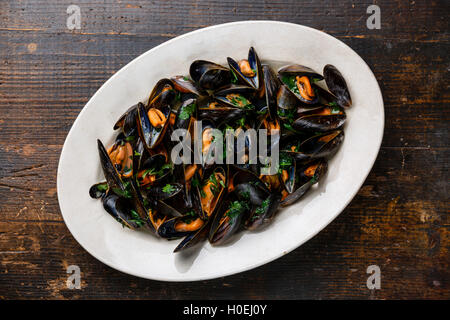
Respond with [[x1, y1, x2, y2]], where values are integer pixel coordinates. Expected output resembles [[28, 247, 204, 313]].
[[179, 102, 196, 120], [226, 200, 249, 219], [96, 183, 108, 192], [162, 184, 176, 194], [112, 181, 133, 198], [129, 209, 145, 228], [253, 197, 270, 220], [125, 135, 135, 142]]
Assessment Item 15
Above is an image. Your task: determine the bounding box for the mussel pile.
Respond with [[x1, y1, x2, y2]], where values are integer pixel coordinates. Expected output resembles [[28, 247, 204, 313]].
[[90, 47, 352, 252]]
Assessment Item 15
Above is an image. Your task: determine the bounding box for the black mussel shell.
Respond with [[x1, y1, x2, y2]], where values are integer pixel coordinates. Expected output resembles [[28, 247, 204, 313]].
[[209, 192, 249, 245], [284, 130, 344, 161], [158, 212, 204, 240], [171, 76, 202, 96], [89, 181, 108, 199], [292, 106, 346, 132], [102, 194, 142, 229], [245, 193, 281, 230], [262, 64, 280, 120], [278, 64, 323, 105], [227, 47, 262, 90], [190, 60, 231, 91], [147, 78, 176, 109], [113, 103, 139, 137], [281, 158, 328, 207], [97, 139, 125, 191], [145, 183, 183, 201], [323, 64, 352, 108], [137, 102, 171, 151]]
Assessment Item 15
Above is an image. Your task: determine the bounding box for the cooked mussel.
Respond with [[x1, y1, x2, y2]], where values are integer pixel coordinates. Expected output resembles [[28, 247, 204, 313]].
[[97, 139, 125, 191], [137, 102, 170, 151], [227, 47, 262, 90], [190, 60, 231, 90], [102, 193, 145, 229], [284, 130, 344, 161], [245, 193, 281, 230], [278, 64, 323, 104], [197, 166, 227, 219], [281, 158, 328, 206], [292, 105, 346, 132], [158, 211, 204, 239], [113, 104, 139, 137], [209, 192, 249, 245], [323, 64, 352, 108]]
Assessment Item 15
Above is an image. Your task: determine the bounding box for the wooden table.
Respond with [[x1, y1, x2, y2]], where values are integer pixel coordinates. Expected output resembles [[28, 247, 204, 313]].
[[0, 1, 448, 299]]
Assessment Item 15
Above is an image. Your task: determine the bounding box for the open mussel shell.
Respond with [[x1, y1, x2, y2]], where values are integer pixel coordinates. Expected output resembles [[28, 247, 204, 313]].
[[97, 139, 125, 191], [209, 192, 248, 245], [102, 194, 142, 229], [281, 158, 328, 207], [113, 103, 139, 137], [198, 100, 246, 125], [147, 78, 176, 109], [227, 47, 262, 90], [158, 212, 205, 240], [196, 166, 227, 220], [292, 106, 346, 132], [89, 181, 108, 199], [323, 64, 352, 108], [278, 64, 323, 105], [245, 193, 281, 230], [284, 130, 344, 161], [214, 85, 256, 110], [190, 60, 231, 91], [136, 102, 171, 151]]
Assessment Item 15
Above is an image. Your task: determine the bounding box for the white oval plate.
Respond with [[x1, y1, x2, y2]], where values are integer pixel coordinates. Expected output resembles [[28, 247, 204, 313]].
[[57, 21, 384, 281]]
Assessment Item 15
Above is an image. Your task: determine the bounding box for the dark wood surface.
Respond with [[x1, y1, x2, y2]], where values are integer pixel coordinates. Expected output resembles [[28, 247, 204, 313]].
[[0, 0, 448, 299]]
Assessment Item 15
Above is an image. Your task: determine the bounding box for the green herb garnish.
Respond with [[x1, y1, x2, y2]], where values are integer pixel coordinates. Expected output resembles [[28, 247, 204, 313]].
[[179, 102, 196, 120], [162, 184, 176, 194]]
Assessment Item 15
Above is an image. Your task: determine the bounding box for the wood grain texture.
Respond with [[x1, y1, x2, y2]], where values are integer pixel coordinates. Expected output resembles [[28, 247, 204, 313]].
[[0, 0, 448, 299]]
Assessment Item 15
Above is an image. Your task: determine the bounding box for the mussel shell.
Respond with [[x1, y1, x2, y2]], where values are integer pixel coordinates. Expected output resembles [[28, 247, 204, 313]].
[[158, 215, 197, 239], [136, 102, 171, 151], [198, 102, 246, 125], [190, 60, 231, 90], [281, 158, 328, 207], [97, 139, 125, 191], [323, 64, 352, 108], [227, 47, 262, 89], [245, 193, 281, 230], [175, 98, 197, 130], [262, 64, 280, 120], [102, 194, 141, 229], [173, 217, 211, 253], [89, 181, 108, 199], [292, 108, 346, 132], [171, 76, 202, 96], [113, 104, 139, 137], [144, 183, 183, 201], [278, 65, 323, 105], [284, 130, 344, 161], [278, 64, 324, 79], [147, 78, 176, 109], [196, 166, 227, 219], [209, 193, 247, 245]]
